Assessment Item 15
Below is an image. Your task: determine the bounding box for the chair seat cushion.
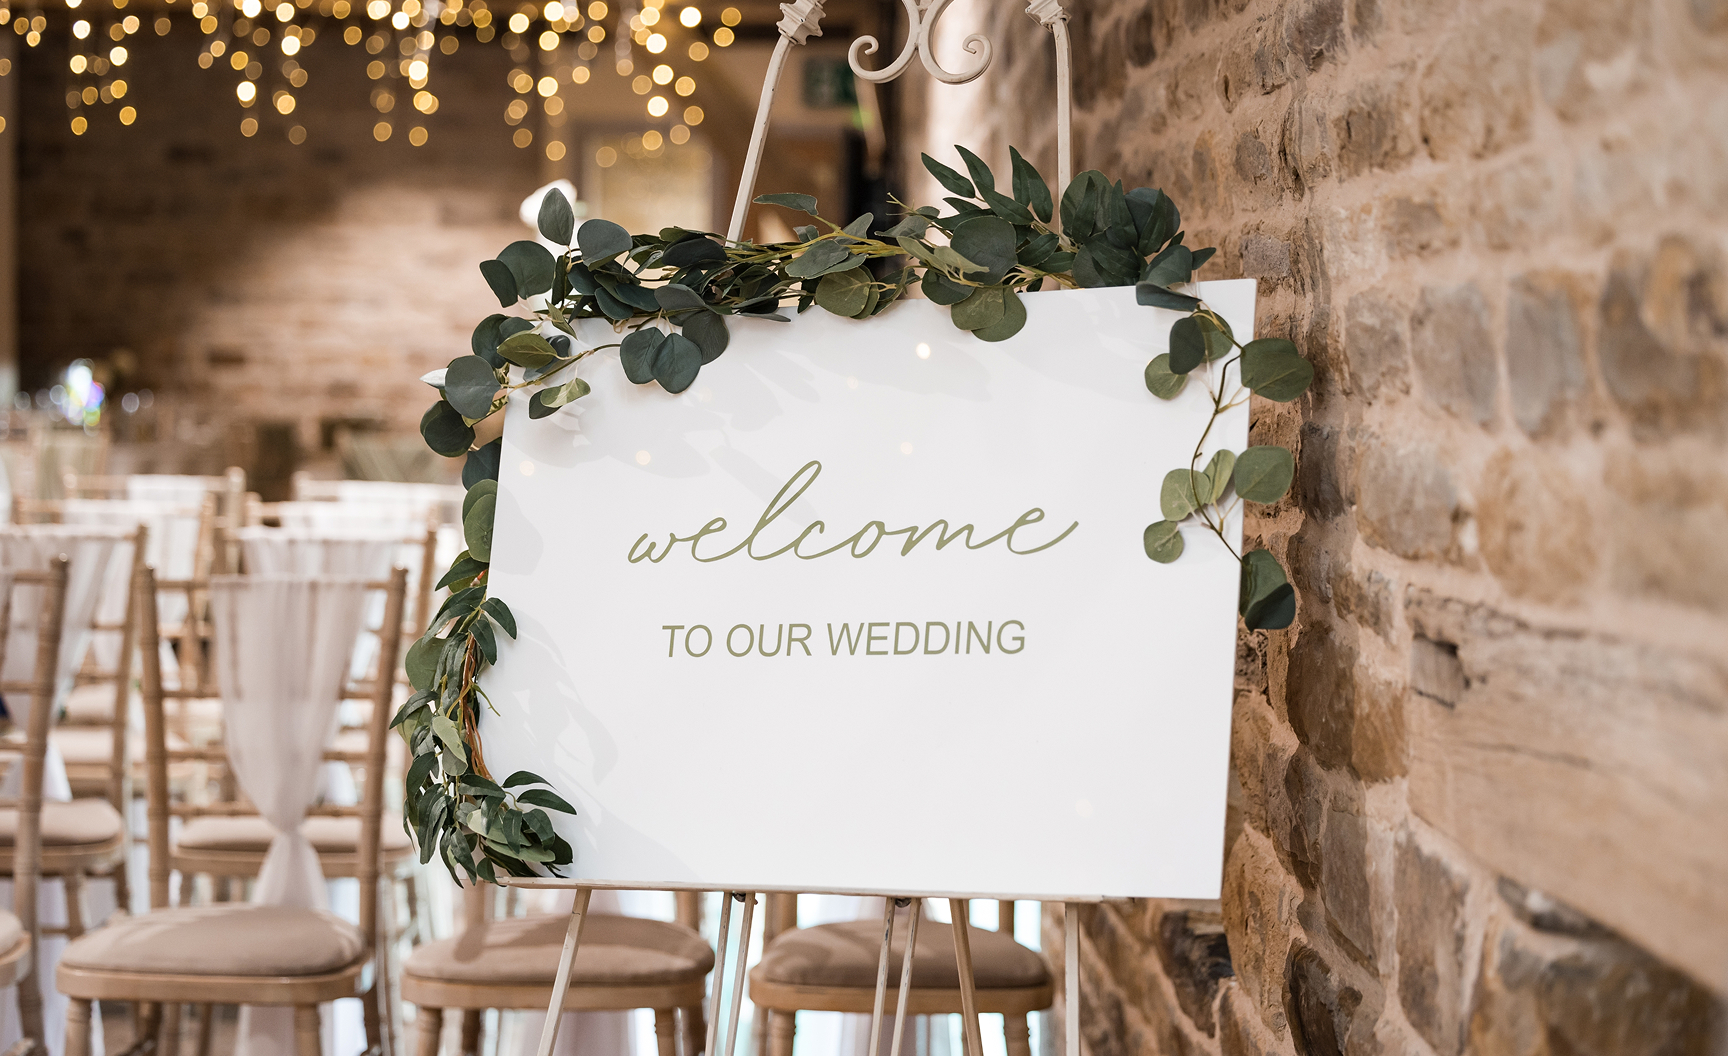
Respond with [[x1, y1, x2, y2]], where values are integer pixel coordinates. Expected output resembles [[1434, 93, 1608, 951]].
[[60, 905, 365, 977], [62, 683, 122, 725], [0, 909, 21, 953], [405, 914, 713, 987], [0, 798, 125, 848], [175, 814, 412, 854], [754, 920, 1050, 990]]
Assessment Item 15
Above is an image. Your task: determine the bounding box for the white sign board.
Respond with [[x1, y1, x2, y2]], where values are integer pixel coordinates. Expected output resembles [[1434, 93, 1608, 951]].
[[483, 280, 1254, 900]]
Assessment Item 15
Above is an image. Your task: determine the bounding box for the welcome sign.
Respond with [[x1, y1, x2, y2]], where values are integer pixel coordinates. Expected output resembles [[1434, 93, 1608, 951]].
[[482, 280, 1253, 900]]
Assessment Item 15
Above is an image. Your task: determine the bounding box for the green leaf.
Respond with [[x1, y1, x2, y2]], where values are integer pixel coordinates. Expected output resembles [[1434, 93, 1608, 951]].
[[431, 714, 466, 758], [972, 288, 1026, 342], [1240, 549, 1295, 630], [457, 774, 503, 799], [420, 401, 474, 458], [1233, 446, 1295, 503], [592, 285, 633, 321], [1009, 146, 1053, 223], [1141, 243, 1193, 288], [815, 268, 871, 317], [463, 487, 496, 562], [405, 635, 443, 691], [478, 259, 517, 306], [653, 283, 706, 311], [537, 188, 575, 245], [463, 439, 502, 489], [681, 310, 729, 363], [528, 375, 590, 418], [753, 192, 818, 214], [404, 750, 439, 798], [921, 270, 969, 306], [518, 787, 578, 814], [1059, 170, 1108, 240], [1240, 339, 1315, 402], [1136, 284, 1202, 311], [501, 770, 549, 788], [443, 356, 501, 420], [1142, 521, 1185, 563], [663, 236, 726, 268], [882, 215, 930, 238], [1169, 317, 1206, 374], [1160, 468, 1207, 520], [981, 188, 1035, 225], [955, 145, 995, 195], [1204, 450, 1236, 502], [653, 333, 703, 393], [1144, 354, 1187, 399], [462, 478, 497, 522], [620, 328, 666, 384], [1196, 313, 1234, 361], [576, 218, 632, 262], [1191, 246, 1217, 271], [950, 286, 1006, 331], [471, 617, 498, 665], [842, 213, 874, 237], [609, 282, 661, 313], [481, 597, 517, 638], [471, 314, 508, 366], [949, 215, 1017, 283], [436, 552, 487, 591], [921, 153, 975, 198], [498, 240, 556, 297], [786, 240, 853, 279], [497, 330, 559, 368]]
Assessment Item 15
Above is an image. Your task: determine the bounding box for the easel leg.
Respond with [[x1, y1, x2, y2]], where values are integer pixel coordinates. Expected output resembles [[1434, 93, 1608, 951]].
[[702, 894, 733, 1056], [947, 899, 982, 1056], [720, 894, 755, 1056], [532, 887, 592, 1056], [865, 898, 896, 1056], [1064, 902, 1080, 1056], [886, 899, 920, 1056]]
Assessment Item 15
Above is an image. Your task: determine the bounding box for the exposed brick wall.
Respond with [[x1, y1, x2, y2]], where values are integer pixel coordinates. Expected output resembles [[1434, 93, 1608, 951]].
[[900, 0, 1728, 1051]]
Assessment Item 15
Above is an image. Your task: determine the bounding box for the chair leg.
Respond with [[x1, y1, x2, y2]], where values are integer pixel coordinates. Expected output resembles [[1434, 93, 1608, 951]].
[[16, 940, 43, 1044], [65, 871, 87, 939], [161, 1002, 183, 1056], [653, 1010, 676, 1056], [380, 878, 405, 1056], [458, 1010, 481, 1056], [1003, 1013, 1031, 1056], [65, 998, 94, 1056], [767, 1009, 794, 1056], [415, 1008, 444, 1056], [679, 1005, 703, 1056], [195, 1004, 215, 1056], [295, 1005, 322, 1056]]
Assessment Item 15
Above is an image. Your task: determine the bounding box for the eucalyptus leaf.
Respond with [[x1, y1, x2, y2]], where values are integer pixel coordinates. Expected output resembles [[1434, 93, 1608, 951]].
[[1240, 549, 1295, 630], [528, 375, 590, 418], [478, 259, 517, 307], [462, 478, 496, 523], [498, 240, 555, 297], [681, 310, 729, 363], [463, 487, 496, 562], [471, 617, 498, 665], [653, 283, 706, 311], [662, 236, 726, 268], [610, 282, 661, 312], [481, 597, 517, 638], [1141, 243, 1193, 288], [787, 240, 852, 279], [883, 215, 930, 238], [1160, 468, 1207, 520], [1059, 170, 1107, 240], [518, 788, 578, 814], [471, 314, 507, 366], [436, 552, 488, 591], [1143, 354, 1187, 399], [981, 188, 1035, 225], [496, 331, 558, 368], [620, 328, 666, 384], [951, 286, 1006, 332], [463, 438, 502, 488], [537, 188, 575, 245], [815, 268, 871, 317], [1233, 446, 1295, 503], [1196, 313, 1234, 361], [955, 145, 995, 195], [1191, 246, 1217, 271], [501, 770, 549, 788], [1142, 520, 1185, 563], [1204, 449, 1237, 502], [420, 401, 474, 457], [949, 215, 1017, 283], [431, 714, 466, 758], [443, 356, 501, 420], [921, 270, 969, 306], [972, 288, 1026, 342], [842, 213, 874, 237], [1240, 339, 1314, 402], [405, 635, 443, 692], [653, 333, 703, 393], [920, 154, 975, 199], [1169, 317, 1206, 374], [576, 218, 632, 262], [1009, 146, 1053, 222], [1136, 284, 1202, 311], [1017, 230, 1060, 269], [753, 192, 818, 214]]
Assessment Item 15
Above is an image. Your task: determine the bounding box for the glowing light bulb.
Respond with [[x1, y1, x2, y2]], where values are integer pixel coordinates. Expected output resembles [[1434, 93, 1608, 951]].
[[678, 5, 696, 25]]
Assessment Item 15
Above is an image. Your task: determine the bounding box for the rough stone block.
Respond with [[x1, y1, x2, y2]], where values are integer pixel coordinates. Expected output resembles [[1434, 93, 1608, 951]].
[[1354, 438, 1456, 560], [1394, 831, 1471, 1055], [1417, 8, 1534, 160], [1603, 446, 1728, 615], [1503, 272, 1587, 436], [1474, 447, 1596, 604], [1410, 282, 1497, 425], [1595, 239, 1727, 435]]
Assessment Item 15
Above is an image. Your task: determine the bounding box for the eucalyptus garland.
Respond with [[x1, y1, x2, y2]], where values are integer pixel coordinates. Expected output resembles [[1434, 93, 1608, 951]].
[[399, 146, 1313, 882]]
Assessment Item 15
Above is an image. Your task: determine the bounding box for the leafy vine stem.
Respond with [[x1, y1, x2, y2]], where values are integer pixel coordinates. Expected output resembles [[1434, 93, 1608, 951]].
[[400, 146, 1312, 882]]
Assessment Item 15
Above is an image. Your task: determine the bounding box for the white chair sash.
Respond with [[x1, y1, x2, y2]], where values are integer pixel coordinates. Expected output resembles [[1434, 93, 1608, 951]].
[[124, 475, 218, 506]]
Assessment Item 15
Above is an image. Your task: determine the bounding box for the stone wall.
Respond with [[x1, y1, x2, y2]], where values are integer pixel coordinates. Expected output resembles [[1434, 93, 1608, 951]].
[[899, 0, 1728, 1051]]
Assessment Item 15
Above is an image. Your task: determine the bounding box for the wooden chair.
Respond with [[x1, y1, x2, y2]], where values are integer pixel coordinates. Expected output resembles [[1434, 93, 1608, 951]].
[[749, 899, 1052, 1056], [402, 889, 714, 1056], [58, 563, 409, 1056], [0, 557, 72, 1049]]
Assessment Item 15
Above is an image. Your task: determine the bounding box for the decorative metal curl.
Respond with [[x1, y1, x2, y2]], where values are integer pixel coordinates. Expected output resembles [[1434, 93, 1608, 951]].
[[848, 0, 993, 86]]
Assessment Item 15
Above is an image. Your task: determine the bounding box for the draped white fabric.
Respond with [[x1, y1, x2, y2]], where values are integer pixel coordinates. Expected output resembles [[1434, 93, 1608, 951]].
[[56, 499, 202, 671], [208, 575, 370, 1056], [271, 502, 431, 538], [0, 527, 129, 1056], [236, 529, 398, 578], [123, 475, 218, 506]]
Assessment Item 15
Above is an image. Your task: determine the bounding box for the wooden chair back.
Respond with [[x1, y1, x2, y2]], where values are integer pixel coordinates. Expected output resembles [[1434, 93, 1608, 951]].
[[0, 556, 71, 1042], [136, 564, 408, 942]]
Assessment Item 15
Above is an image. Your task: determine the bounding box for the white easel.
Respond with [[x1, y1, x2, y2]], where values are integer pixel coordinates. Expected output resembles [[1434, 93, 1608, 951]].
[[518, 5, 1087, 1054]]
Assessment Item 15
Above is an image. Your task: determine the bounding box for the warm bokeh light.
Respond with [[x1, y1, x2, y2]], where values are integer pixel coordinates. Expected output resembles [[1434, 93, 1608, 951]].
[[631, 74, 649, 94], [712, 26, 731, 45], [373, 120, 392, 140], [669, 123, 689, 144], [408, 58, 428, 79], [586, 24, 603, 41], [688, 40, 707, 59], [679, 6, 698, 26], [586, 0, 606, 17], [507, 11, 528, 31], [683, 104, 703, 124], [236, 81, 257, 102], [641, 129, 663, 150], [595, 144, 617, 166], [118, 105, 137, 124], [651, 63, 671, 83], [72, 18, 89, 37], [645, 32, 665, 52], [241, 116, 259, 135], [646, 94, 668, 116], [571, 65, 589, 83], [542, 1, 563, 19], [674, 75, 693, 95], [275, 91, 295, 113], [111, 78, 127, 97], [109, 44, 127, 64], [281, 34, 300, 54], [344, 25, 362, 43], [546, 140, 566, 160], [288, 123, 307, 143], [537, 74, 557, 96], [69, 54, 87, 72], [409, 125, 428, 145], [512, 127, 532, 147], [538, 29, 556, 49], [720, 6, 738, 24], [638, 5, 657, 24], [71, 115, 88, 134]]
